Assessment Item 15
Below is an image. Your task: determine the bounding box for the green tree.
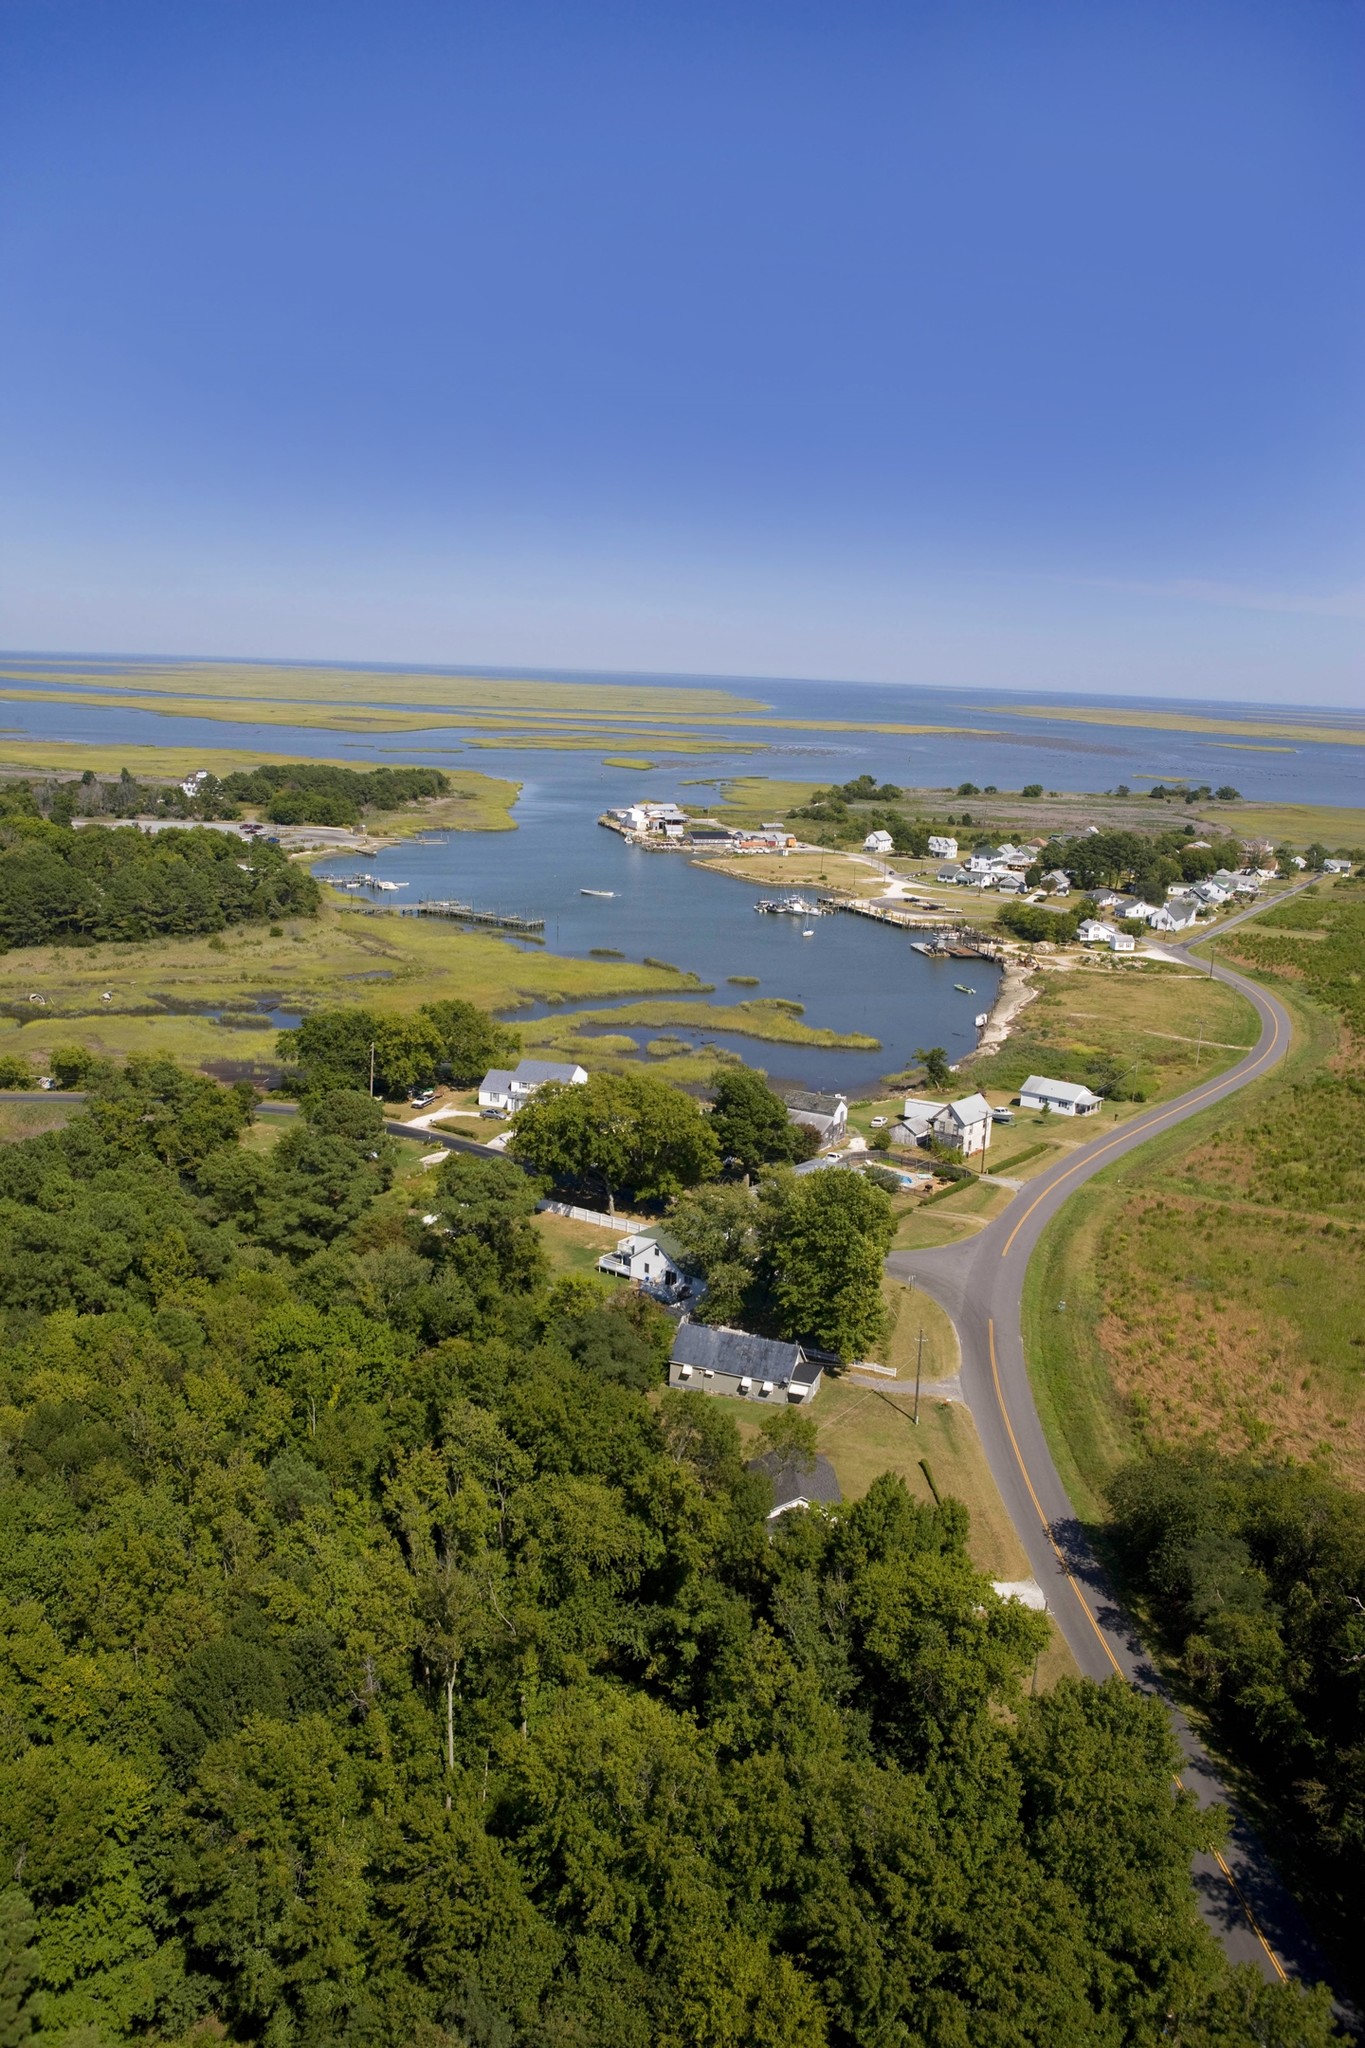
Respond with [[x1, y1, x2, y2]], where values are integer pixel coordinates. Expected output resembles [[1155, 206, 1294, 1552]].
[[419, 998, 521, 1086], [914, 1045, 953, 1091], [708, 1066, 802, 1175], [669, 1180, 762, 1326], [758, 1169, 895, 1358], [511, 1072, 720, 1210], [0, 1887, 40, 2047]]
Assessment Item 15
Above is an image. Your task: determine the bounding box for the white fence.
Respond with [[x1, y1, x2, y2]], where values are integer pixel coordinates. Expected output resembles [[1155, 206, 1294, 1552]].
[[537, 1199, 645, 1231]]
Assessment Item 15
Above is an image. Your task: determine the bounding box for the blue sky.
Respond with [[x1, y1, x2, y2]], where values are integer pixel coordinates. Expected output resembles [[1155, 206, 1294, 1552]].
[[1, 0, 1362, 703]]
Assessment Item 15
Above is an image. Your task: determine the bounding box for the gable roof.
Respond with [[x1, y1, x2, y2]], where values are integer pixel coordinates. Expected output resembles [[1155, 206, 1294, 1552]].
[[671, 1322, 805, 1381], [479, 1068, 516, 1093], [782, 1089, 847, 1115], [749, 1449, 843, 1514], [1020, 1075, 1102, 1106], [512, 1059, 586, 1086], [941, 1092, 992, 1126]]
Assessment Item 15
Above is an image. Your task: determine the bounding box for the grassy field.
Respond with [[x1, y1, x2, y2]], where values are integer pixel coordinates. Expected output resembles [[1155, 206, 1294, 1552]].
[[521, 997, 880, 1052], [1220, 800, 1365, 847], [0, 1096, 76, 1144], [965, 957, 1257, 1104], [532, 1211, 622, 1275], [997, 704, 1365, 748], [0, 904, 705, 1082], [693, 849, 878, 893], [0, 661, 763, 718], [1022, 961, 1365, 1513]]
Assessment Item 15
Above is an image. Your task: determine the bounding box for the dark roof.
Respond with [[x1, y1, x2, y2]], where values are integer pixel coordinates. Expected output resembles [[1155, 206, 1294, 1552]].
[[781, 1089, 846, 1116], [671, 1321, 806, 1381], [749, 1449, 843, 1512]]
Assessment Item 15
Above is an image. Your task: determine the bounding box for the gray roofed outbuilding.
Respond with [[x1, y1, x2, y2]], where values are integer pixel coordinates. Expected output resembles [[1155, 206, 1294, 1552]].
[[749, 1449, 843, 1518]]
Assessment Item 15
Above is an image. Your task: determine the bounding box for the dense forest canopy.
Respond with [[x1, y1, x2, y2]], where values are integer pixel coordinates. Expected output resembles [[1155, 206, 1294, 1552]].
[[0, 817, 319, 947], [0, 1058, 1340, 2046]]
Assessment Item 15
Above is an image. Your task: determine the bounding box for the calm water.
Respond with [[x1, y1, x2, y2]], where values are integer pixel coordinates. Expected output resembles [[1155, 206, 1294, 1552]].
[[6, 658, 1360, 1089], [314, 759, 999, 1093]]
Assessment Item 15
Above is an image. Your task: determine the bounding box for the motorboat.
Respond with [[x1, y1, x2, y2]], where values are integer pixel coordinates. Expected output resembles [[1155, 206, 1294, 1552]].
[[580, 888, 617, 898], [954, 983, 976, 994]]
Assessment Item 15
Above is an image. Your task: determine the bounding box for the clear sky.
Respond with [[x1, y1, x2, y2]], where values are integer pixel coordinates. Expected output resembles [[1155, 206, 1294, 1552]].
[[1, 0, 1362, 704]]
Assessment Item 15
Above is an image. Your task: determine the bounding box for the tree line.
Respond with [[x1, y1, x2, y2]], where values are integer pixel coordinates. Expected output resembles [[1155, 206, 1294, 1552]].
[[0, 816, 319, 948], [0, 760, 448, 830], [0, 1054, 1339, 2045]]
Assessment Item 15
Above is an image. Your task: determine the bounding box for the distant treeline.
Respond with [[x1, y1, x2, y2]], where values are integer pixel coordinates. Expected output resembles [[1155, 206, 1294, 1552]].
[[0, 761, 448, 830], [0, 817, 319, 948]]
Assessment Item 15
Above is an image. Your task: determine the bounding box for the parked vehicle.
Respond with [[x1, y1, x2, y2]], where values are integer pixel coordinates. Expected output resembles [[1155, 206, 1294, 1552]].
[[991, 1106, 1015, 1125]]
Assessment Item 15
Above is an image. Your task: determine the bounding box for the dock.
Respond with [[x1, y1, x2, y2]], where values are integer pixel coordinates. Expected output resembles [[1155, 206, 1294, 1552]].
[[835, 900, 1003, 958], [404, 900, 545, 934]]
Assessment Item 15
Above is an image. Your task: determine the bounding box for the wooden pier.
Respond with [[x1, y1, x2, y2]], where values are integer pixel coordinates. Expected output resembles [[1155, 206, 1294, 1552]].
[[404, 900, 545, 934]]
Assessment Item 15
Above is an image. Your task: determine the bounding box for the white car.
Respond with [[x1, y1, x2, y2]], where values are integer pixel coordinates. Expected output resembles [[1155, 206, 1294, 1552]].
[[870, 1116, 887, 1127]]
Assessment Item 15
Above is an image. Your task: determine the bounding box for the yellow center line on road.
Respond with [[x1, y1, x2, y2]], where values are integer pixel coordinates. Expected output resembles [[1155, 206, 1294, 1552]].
[[987, 1315, 1290, 1980], [1000, 994, 1284, 1258]]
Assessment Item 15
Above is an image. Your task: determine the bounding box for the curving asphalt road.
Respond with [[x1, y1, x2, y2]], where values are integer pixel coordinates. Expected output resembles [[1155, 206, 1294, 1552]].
[[887, 911, 1335, 1992]]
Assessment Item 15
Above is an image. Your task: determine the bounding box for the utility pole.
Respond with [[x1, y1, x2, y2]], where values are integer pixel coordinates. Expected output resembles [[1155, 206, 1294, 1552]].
[[1195, 1018, 1203, 1070], [1208, 939, 1216, 980], [913, 1326, 925, 1426]]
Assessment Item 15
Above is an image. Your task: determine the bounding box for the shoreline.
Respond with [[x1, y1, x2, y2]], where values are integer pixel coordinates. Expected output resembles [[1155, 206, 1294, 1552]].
[[970, 952, 1037, 1059]]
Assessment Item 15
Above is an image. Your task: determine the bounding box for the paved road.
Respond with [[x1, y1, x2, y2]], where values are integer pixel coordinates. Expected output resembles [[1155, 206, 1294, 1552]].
[[887, 918, 1334, 1992]]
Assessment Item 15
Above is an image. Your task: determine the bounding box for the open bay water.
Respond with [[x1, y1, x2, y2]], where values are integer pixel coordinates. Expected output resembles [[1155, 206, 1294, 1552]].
[[4, 660, 1361, 1088], [315, 763, 1000, 1094]]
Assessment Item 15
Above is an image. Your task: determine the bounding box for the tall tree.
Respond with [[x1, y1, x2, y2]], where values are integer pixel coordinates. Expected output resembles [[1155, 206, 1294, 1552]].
[[511, 1072, 719, 1210], [758, 1168, 895, 1358]]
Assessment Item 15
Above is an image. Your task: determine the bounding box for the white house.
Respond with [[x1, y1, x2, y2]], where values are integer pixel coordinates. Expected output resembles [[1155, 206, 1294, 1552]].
[[1148, 902, 1199, 933], [901, 1092, 993, 1159], [1042, 869, 1071, 894], [928, 834, 958, 860], [1324, 859, 1352, 875], [783, 1090, 848, 1143], [936, 863, 968, 884], [863, 829, 894, 854], [1019, 1075, 1102, 1116], [598, 1230, 690, 1302], [180, 769, 209, 798], [1077, 918, 1135, 952], [1193, 880, 1230, 907], [478, 1059, 588, 1113], [966, 845, 1009, 874]]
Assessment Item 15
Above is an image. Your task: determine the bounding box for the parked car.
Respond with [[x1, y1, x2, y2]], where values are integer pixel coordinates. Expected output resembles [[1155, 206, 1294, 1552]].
[[870, 1115, 887, 1127]]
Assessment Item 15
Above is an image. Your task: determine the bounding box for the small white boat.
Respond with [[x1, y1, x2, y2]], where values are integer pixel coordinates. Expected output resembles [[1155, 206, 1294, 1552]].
[[581, 889, 616, 898], [954, 983, 977, 994], [801, 928, 815, 937]]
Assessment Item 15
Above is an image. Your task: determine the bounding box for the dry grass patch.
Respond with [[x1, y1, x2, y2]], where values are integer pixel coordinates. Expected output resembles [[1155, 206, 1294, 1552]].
[[1093, 1191, 1365, 1485]]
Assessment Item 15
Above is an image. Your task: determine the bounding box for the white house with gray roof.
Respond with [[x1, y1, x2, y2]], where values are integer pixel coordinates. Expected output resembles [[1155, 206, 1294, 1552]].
[[901, 1091, 993, 1158], [598, 1230, 691, 1304], [1019, 1075, 1102, 1116], [478, 1058, 588, 1113], [668, 1322, 823, 1403]]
